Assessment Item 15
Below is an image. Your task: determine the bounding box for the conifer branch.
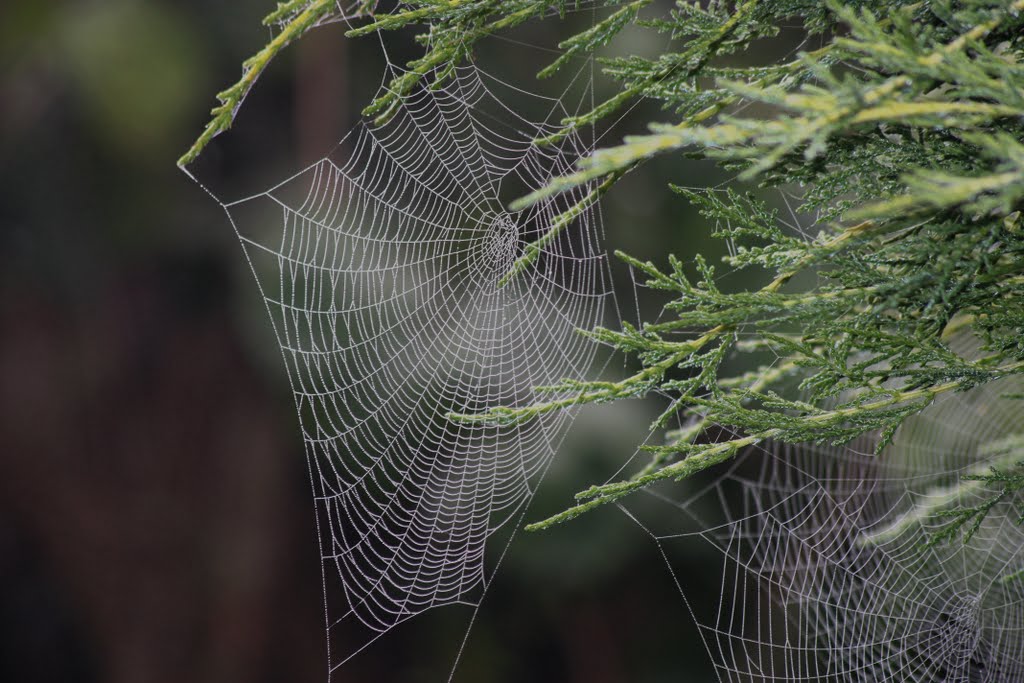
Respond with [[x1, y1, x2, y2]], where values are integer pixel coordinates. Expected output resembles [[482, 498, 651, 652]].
[[179, 0, 346, 168], [184, 1, 1024, 540]]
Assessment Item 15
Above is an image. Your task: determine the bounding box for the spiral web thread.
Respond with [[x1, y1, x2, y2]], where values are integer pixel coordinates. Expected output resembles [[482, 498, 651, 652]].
[[215, 52, 614, 672], [621, 332, 1024, 682]]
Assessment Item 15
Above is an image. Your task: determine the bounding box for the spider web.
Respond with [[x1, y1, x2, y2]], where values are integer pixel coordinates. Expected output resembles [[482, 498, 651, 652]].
[[202, 44, 616, 673], [620, 331, 1024, 682]]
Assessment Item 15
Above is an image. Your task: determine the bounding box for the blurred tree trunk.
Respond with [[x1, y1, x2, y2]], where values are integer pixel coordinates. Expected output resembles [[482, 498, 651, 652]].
[[0, 271, 325, 683]]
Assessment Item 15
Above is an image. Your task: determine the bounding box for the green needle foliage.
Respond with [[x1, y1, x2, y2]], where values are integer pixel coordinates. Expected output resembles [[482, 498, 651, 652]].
[[926, 434, 1024, 547], [930, 462, 1024, 544], [185, 1, 1024, 537], [178, 0, 351, 168], [858, 431, 1024, 562]]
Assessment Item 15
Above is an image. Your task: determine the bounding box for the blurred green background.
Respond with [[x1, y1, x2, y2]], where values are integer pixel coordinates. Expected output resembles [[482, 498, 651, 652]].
[[0, 2, 762, 681]]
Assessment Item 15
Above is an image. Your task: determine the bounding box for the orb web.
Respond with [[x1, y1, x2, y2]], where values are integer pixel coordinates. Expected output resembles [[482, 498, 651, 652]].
[[620, 333, 1024, 682], [215, 61, 613, 672]]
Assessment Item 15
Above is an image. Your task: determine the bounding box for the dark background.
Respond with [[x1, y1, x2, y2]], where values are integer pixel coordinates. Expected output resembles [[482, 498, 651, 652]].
[[0, 2, 762, 681]]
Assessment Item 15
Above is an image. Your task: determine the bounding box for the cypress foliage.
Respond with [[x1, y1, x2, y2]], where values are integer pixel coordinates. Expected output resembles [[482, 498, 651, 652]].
[[184, 0, 1024, 541]]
